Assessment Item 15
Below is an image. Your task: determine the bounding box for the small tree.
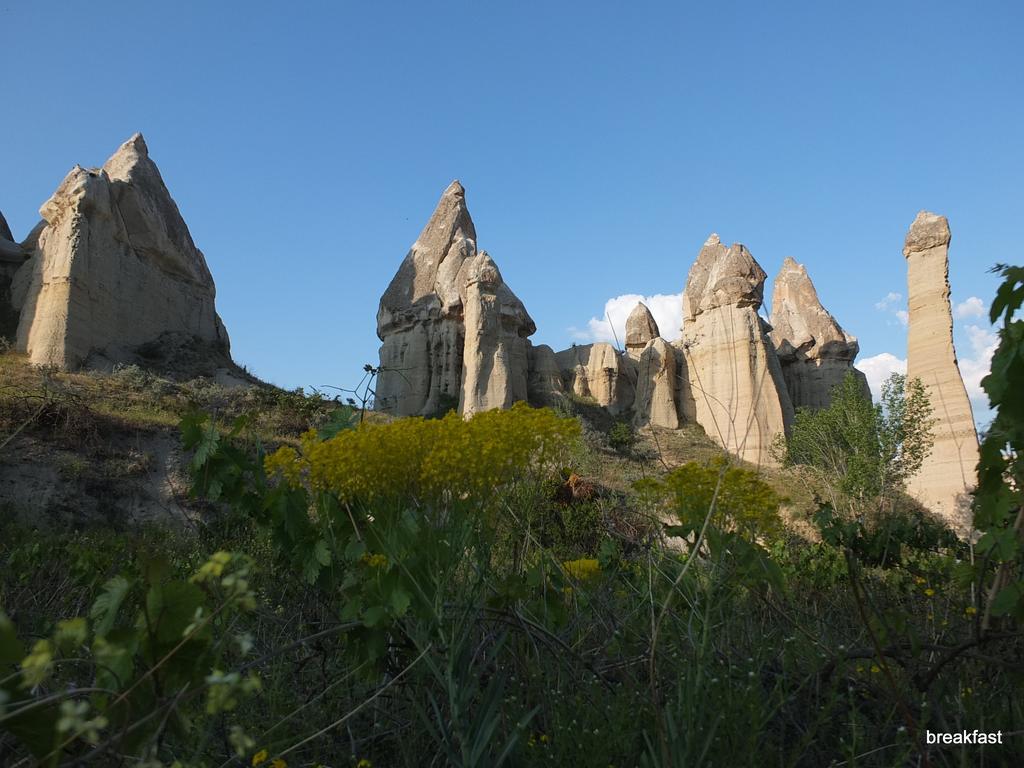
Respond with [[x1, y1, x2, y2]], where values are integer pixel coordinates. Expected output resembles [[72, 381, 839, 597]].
[[779, 371, 933, 513]]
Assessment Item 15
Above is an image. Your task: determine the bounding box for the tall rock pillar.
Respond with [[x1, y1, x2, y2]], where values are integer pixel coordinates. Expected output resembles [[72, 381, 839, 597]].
[[903, 211, 979, 530], [680, 235, 793, 465]]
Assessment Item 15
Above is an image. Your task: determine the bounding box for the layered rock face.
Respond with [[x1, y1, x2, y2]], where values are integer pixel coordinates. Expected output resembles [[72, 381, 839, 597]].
[[903, 212, 979, 530], [376, 181, 534, 417], [769, 257, 868, 409], [680, 235, 793, 465], [554, 343, 635, 415], [13, 134, 229, 369]]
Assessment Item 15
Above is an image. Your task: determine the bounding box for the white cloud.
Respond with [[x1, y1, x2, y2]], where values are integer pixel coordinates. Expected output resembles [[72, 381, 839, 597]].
[[855, 353, 907, 400], [573, 292, 683, 346], [874, 292, 902, 310], [954, 296, 986, 320], [875, 291, 908, 326], [959, 324, 998, 406]]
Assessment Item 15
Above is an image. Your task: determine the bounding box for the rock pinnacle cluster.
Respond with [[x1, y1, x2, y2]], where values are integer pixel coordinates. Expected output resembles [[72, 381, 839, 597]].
[[375, 184, 981, 529]]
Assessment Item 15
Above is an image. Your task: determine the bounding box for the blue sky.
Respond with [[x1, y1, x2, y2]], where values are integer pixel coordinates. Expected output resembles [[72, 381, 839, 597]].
[[2, 1, 1020, 423]]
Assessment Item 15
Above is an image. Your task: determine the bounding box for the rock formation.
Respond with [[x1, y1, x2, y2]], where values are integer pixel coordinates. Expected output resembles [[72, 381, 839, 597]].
[[526, 343, 565, 406], [769, 257, 869, 409], [634, 336, 679, 429], [680, 235, 793, 465], [554, 343, 635, 415], [458, 251, 535, 417], [1, 210, 30, 340], [376, 181, 535, 417], [12, 134, 230, 369], [903, 212, 979, 531], [625, 302, 659, 359]]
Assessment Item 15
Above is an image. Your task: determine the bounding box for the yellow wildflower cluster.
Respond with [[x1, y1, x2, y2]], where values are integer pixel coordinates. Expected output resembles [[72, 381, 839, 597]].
[[265, 402, 579, 507], [360, 553, 388, 568], [562, 558, 601, 581]]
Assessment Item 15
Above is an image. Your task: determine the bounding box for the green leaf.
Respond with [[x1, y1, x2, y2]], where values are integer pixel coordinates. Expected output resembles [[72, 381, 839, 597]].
[[388, 587, 411, 617], [146, 581, 205, 644], [190, 421, 220, 471], [91, 576, 135, 638], [990, 582, 1024, 618], [313, 539, 331, 567], [343, 538, 366, 562], [317, 406, 357, 441], [0, 610, 24, 667], [93, 633, 135, 692], [363, 605, 388, 628]]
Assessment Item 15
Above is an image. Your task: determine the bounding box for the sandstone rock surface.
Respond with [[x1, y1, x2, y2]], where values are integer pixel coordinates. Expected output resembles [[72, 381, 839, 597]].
[[633, 337, 679, 429], [903, 211, 979, 531], [376, 181, 478, 416], [625, 302, 659, 359], [680, 235, 792, 465], [13, 134, 229, 369], [769, 257, 868, 409], [527, 343, 565, 406], [458, 251, 535, 417], [376, 181, 534, 417], [555, 342, 635, 415]]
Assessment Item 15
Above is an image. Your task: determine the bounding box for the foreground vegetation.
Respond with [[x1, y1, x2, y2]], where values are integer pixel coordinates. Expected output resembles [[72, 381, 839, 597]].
[[1, 266, 1022, 766]]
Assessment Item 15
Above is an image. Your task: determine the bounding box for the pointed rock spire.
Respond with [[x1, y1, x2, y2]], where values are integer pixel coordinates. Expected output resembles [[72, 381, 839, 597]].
[[376, 182, 534, 417], [769, 257, 868, 409], [903, 211, 979, 531]]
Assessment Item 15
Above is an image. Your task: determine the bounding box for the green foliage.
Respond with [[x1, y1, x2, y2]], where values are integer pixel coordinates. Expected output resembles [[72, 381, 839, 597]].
[[0, 551, 259, 763], [639, 457, 786, 593], [975, 264, 1024, 623], [607, 420, 638, 455], [781, 372, 933, 506]]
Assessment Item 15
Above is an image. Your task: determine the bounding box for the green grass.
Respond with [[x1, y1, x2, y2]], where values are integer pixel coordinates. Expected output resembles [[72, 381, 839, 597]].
[[0, 355, 1020, 766]]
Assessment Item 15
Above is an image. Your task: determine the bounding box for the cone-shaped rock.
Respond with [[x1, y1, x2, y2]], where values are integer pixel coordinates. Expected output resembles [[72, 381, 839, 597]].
[[681, 234, 793, 465], [13, 134, 229, 369], [527, 343, 565, 406], [634, 337, 679, 429], [376, 181, 478, 416], [903, 211, 979, 531], [625, 302, 659, 359], [458, 251, 536, 417], [554, 342, 636, 415], [769, 257, 869, 409], [376, 181, 534, 417]]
